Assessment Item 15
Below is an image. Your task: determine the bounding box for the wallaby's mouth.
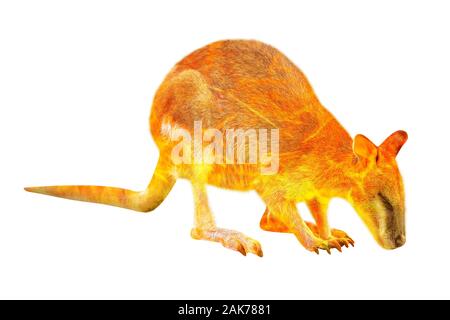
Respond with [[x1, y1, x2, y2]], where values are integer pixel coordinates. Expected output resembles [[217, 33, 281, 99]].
[[378, 192, 406, 249], [363, 193, 406, 250], [376, 192, 406, 249], [379, 234, 406, 249]]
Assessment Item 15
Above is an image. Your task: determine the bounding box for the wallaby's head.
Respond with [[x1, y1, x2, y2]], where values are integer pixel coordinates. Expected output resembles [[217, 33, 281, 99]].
[[349, 130, 408, 249]]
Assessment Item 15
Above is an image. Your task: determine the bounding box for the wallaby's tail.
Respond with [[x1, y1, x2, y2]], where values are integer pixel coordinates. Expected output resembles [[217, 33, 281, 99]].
[[25, 158, 176, 212]]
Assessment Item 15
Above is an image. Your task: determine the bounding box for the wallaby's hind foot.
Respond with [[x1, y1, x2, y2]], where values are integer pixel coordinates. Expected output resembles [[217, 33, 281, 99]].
[[191, 228, 263, 257]]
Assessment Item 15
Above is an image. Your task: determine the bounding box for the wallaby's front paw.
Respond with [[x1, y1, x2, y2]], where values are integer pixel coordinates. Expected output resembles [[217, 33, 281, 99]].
[[307, 238, 344, 255], [330, 229, 354, 248], [305, 221, 354, 250], [191, 228, 263, 257]]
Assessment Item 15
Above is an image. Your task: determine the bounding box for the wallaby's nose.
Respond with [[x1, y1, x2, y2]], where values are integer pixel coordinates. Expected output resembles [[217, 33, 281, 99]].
[[395, 234, 406, 247]]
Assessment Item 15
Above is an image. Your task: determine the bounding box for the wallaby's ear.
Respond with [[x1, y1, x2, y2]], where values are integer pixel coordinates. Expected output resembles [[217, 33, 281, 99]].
[[379, 130, 408, 159], [353, 134, 378, 160]]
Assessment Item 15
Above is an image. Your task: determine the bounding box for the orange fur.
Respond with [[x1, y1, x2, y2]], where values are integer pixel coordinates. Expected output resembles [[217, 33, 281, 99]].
[[26, 40, 408, 256]]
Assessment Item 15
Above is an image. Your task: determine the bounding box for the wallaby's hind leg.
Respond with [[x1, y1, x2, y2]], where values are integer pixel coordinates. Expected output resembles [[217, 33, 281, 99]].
[[190, 167, 263, 257], [25, 157, 176, 212]]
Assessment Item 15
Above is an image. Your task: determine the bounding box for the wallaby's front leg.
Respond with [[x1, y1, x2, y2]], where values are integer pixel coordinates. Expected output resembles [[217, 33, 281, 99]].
[[306, 198, 354, 248], [263, 198, 343, 254], [260, 198, 354, 251], [190, 171, 263, 257], [260, 199, 332, 236], [260, 207, 290, 233], [306, 198, 331, 239]]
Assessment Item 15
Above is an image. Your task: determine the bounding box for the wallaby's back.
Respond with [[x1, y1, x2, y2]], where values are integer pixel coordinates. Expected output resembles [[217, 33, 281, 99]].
[[150, 40, 349, 156]]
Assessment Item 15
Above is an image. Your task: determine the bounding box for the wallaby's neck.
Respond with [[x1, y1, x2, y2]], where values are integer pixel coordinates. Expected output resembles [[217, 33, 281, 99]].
[[318, 117, 359, 199]]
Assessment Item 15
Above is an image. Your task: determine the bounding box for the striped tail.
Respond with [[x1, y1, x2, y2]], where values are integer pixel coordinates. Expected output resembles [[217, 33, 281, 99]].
[[25, 159, 176, 212]]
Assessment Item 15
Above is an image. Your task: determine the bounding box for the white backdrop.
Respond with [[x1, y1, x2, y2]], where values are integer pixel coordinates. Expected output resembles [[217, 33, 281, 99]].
[[1, 0, 449, 299]]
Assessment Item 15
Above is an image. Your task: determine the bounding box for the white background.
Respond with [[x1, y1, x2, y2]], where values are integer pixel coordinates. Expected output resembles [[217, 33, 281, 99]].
[[1, 0, 449, 299]]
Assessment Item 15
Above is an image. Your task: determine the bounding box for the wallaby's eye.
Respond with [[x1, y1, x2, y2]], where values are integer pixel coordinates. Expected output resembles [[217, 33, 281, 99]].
[[378, 192, 394, 214]]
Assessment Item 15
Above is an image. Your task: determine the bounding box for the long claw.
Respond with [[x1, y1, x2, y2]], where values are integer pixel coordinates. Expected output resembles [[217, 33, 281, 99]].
[[310, 226, 354, 254], [253, 243, 264, 257], [237, 243, 247, 256], [246, 240, 263, 257]]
